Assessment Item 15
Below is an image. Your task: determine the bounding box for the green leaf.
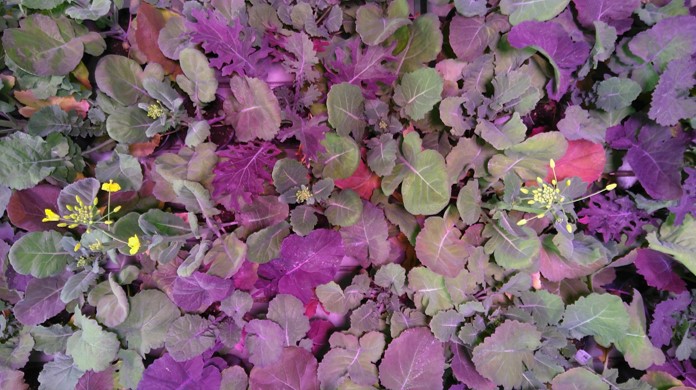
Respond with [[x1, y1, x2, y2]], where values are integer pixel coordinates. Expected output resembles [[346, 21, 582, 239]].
[[139, 209, 190, 237], [31, 325, 73, 354], [561, 293, 630, 346], [647, 214, 696, 276], [374, 263, 406, 295], [320, 133, 360, 180], [20, 0, 66, 9], [595, 77, 642, 111], [177, 48, 218, 104], [203, 234, 246, 279], [117, 349, 145, 389], [65, 0, 111, 20], [65, 308, 120, 372], [402, 150, 451, 216], [172, 179, 220, 218], [26, 105, 73, 137], [37, 355, 84, 390], [415, 217, 470, 277], [550, 368, 609, 390], [476, 112, 526, 150], [500, 0, 570, 25], [394, 68, 443, 121], [185, 120, 211, 147], [60, 270, 98, 303], [165, 314, 216, 362], [246, 221, 291, 264], [472, 320, 542, 389], [408, 267, 454, 316], [482, 213, 540, 270], [325, 189, 363, 227], [0, 132, 58, 190], [615, 290, 665, 370], [106, 107, 152, 144], [430, 310, 465, 342], [356, 3, 410, 46], [96, 151, 143, 191], [224, 76, 281, 142], [95, 55, 146, 105], [114, 289, 180, 355], [488, 132, 568, 181], [290, 205, 318, 236], [518, 290, 564, 326], [10, 231, 71, 278], [456, 180, 482, 225], [318, 332, 385, 388], [0, 330, 34, 370], [1, 15, 102, 76], [400, 15, 443, 72], [327, 83, 366, 137], [272, 158, 309, 194], [267, 294, 310, 346]]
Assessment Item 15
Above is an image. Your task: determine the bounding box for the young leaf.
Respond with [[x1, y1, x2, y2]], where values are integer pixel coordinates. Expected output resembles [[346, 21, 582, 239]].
[[401, 150, 451, 216], [95, 55, 146, 105], [415, 217, 470, 277], [177, 48, 218, 104], [327, 83, 366, 137], [223, 76, 281, 142]]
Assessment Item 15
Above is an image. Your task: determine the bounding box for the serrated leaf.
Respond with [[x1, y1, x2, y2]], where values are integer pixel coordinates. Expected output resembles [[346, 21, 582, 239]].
[[561, 293, 630, 346], [415, 217, 470, 277], [0, 133, 58, 190], [356, 3, 410, 46], [164, 314, 216, 362], [66, 309, 120, 372], [472, 320, 542, 389], [595, 77, 642, 111]]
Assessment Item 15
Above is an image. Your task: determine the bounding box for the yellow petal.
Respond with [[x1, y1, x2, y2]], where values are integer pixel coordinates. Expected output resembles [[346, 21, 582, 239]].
[[549, 159, 555, 169], [605, 183, 617, 191], [74, 242, 81, 251], [128, 235, 140, 255], [43, 209, 60, 222], [101, 180, 121, 193]]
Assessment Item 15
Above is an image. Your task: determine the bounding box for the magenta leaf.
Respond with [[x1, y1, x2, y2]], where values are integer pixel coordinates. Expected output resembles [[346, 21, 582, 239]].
[[171, 272, 233, 312], [249, 347, 320, 390], [378, 327, 445, 390], [634, 249, 687, 294], [138, 354, 221, 390]]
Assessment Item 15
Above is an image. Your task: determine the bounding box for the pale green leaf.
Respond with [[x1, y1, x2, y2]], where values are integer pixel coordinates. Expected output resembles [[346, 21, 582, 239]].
[[394, 68, 443, 121], [500, 0, 570, 25], [327, 83, 366, 137], [561, 293, 630, 347], [10, 231, 71, 278]]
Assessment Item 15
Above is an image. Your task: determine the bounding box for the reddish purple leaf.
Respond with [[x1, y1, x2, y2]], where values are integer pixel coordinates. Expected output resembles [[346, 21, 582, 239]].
[[649, 292, 691, 347], [7, 184, 61, 232], [171, 272, 234, 312], [572, 0, 640, 33], [75, 367, 115, 390], [258, 229, 344, 303], [138, 354, 221, 390], [449, 14, 508, 62], [249, 347, 319, 390], [212, 142, 281, 211], [634, 249, 687, 294], [450, 343, 496, 390], [379, 327, 445, 390], [14, 273, 68, 326]]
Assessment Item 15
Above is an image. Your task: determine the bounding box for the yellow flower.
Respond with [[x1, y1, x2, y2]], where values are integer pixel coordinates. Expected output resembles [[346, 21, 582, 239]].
[[73, 242, 81, 252], [146, 102, 165, 119], [127, 235, 140, 255], [295, 185, 313, 204], [101, 180, 121, 193], [42, 209, 60, 222]]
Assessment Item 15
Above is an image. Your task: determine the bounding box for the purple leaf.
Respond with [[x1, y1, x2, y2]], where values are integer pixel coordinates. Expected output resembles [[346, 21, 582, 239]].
[[450, 343, 496, 390], [282, 32, 320, 86], [572, 0, 640, 33], [649, 58, 696, 126], [634, 249, 687, 294], [7, 184, 61, 232], [14, 273, 68, 326], [249, 347, 320, 390], [278, 113, 328, 160], [171, 272, 233, 312], [138, 354, 221, 390], [626, 124, 687, 200], [340, 201, 390, 267], [379, 327, 445, 390], [324, 38, 396, 98], [75, 367, 115, 390], [187, 9, 270, 77], [649, 292, 691, 347], [212, 142, 281, 211], [507, 21, 590, 97], [577, 192, 657, 244], [628, 15, 696, 71], [449, 14, 508, 62], [650, 358, 696, 388], [669, 168, 696, 225], [258, 229, 344, 303]]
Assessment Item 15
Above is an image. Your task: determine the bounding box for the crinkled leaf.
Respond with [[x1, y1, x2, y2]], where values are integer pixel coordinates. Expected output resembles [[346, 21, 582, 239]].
[[649, 58, 696, 126], [65, 308, 119, 372], [37, 354, 84, 390]]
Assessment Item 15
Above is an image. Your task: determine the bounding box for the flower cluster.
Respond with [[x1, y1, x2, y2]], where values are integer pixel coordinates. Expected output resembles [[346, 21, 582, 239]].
[[146, 101, 165, 119], [42, 180, 122, 231], [295, 185, 313, 204], [516, 159, 616, 233]]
